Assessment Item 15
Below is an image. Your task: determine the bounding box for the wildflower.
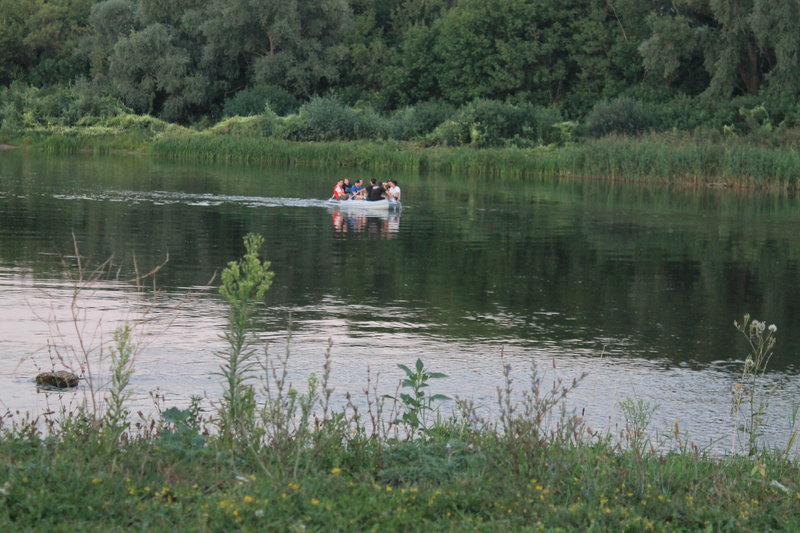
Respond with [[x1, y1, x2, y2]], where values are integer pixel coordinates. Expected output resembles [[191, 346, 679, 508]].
[[92, 478, 102, 484], [769, 324, 777, 333], [288, 483, 300, 491], [243, 495, 255, 505], [255, 509, 265, 518], [311, 498, 320, 505], [330, 467, 342, 475]]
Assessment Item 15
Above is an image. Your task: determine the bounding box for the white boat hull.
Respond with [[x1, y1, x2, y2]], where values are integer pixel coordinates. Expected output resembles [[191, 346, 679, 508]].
[[327, 198, 401, 210]]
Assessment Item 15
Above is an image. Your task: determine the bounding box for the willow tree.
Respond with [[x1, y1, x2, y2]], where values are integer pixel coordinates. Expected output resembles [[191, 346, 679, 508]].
[[200, 0, 352, 99], [0, 0, 94, 86], [84, 0, 351, 122], [638, 0, 800, 97]]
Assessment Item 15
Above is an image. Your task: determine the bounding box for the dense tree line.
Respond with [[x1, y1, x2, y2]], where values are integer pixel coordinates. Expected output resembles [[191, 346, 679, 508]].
[[2, 0, 800, 128]]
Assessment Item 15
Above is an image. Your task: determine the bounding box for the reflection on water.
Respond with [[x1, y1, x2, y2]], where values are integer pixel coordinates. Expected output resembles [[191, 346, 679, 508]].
[[331, 208, 401, 236], [2, 150, 800, 452]]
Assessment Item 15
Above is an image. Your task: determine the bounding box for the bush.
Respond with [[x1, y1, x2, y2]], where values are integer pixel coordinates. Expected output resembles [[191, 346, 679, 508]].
[[388, 101, 456, 140], [222, 85, 300, 117], [581, 96, 664, 138], [105, 113, 172, 133], [427, 99, 544, 147], [0, 83, 129, 130], [209, 108, 278, 137], [285, 96, 390, 141], [532, 106, 566, 145]]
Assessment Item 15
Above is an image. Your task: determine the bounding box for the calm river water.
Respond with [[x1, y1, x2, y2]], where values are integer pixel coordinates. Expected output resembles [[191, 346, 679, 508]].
[[1, 149, 799, 452]]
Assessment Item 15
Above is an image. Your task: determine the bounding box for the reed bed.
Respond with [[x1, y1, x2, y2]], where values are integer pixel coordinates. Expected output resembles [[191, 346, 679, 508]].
[[150, 133, 800, 189], [6, 125, 800, 189]]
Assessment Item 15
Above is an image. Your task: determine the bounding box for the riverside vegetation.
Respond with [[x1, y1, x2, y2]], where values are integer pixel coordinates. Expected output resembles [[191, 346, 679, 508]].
[[5, 88, 800, 190], [1, 234, 799, 531], [7, 2, 800, 189]]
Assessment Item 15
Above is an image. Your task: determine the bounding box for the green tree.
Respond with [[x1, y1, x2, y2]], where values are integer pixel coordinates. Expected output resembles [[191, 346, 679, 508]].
[[200, 0, 352, 99], [0, 0, 94, 87], [637, 0, 800, 97]]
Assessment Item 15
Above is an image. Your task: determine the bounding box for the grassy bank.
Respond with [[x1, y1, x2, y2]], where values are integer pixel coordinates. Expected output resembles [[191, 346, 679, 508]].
[[3, 415, 798, 531], [3, 124, 800, 190], [2, 236, 798, 531]]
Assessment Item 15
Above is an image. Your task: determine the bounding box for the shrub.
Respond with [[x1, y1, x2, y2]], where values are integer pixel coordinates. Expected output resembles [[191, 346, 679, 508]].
[[427, 99, 542, 147], [581, 96, 664, 138], [388, 101, 456, 140], [286, 96, 390, 141], [209, 107, 278, 137], [222, 85, 300, 117], [0, 83, 129, 130], [532, 106, 566, 145], [105, 113, 172, 133]]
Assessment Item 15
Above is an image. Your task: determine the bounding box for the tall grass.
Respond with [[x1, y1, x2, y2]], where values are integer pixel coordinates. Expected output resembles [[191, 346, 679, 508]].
[[6, 120, 800, 188], [148, 132, 800, 188]]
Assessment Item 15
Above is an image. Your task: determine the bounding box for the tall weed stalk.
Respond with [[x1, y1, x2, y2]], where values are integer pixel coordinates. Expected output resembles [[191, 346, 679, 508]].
[[731, 314, 778, 455], [217, 233, 274, 445]]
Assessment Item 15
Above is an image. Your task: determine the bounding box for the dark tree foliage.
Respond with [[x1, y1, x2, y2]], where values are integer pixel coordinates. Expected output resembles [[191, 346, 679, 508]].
[[82, 0, 351, 123], [2, 0, 800, 130], [0, 0, 95, 87]]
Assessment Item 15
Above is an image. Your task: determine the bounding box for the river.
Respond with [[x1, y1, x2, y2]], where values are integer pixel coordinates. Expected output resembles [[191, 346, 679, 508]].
[[1, 149, 798, 452]]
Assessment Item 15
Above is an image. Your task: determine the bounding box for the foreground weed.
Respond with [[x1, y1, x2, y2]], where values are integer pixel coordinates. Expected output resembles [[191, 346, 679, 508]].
[[103, 323, 136, 440], [731, 314, 778, 455], [385, 358, 450, 439], [217, 233, 274, 445], [619, 396, 659, 456]]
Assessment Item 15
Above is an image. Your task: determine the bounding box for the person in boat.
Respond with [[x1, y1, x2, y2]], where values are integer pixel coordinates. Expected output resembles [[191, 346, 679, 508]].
[[350, 179, 366, 199], [386, 180, 401, 203], [366, 178, 386, 201], [343, 178, 352, 196], [331, 179, 346, 200]]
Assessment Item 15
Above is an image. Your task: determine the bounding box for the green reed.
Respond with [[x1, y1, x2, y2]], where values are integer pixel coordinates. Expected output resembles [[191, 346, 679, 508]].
[[7, 120, 800, 188]]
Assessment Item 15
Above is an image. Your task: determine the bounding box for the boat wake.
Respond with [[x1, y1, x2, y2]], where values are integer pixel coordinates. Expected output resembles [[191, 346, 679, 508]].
[[52, 190, 332, 209]]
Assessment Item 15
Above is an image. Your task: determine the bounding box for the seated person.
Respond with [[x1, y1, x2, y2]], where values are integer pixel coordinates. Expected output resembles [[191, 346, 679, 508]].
[[367, 179, 386, 201], [350, 179, 365, 199], [387, 180, 401, 202], [343, 178, 352, 196], [331, 179, 345, 200]]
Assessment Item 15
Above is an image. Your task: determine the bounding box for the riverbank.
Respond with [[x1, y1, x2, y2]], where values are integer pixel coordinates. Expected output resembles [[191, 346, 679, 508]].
[[3, 125, 800, 190], [2, 414, 798, 531], [2, 236, 799, 531]]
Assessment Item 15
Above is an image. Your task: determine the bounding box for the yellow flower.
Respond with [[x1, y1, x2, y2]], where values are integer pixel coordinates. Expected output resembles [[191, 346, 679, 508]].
[[311, 498, 320, 506], [243, 495, 255, 505], [92, 478, 102, 484], [331, 467, 342, 475], [288, 483, 300, 491]]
